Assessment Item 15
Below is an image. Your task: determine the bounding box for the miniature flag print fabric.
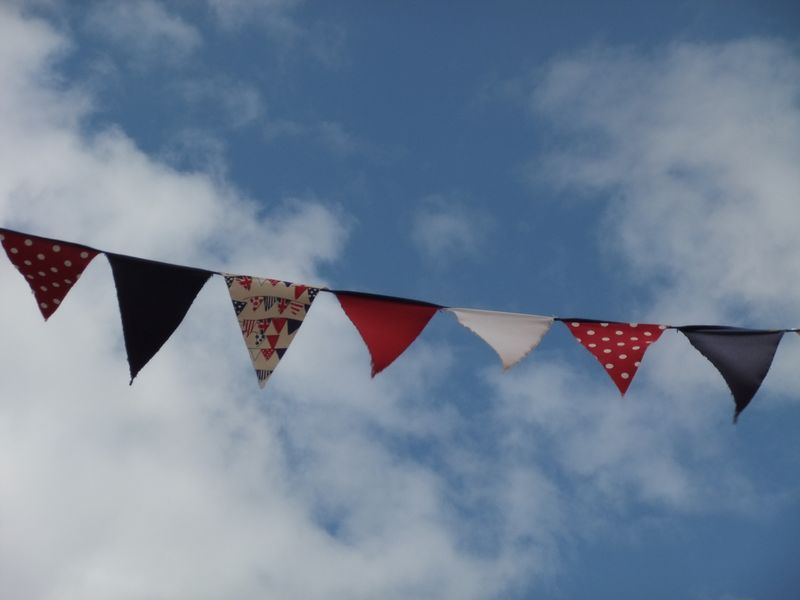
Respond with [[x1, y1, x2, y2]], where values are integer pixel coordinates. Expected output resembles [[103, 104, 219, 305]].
[[448, 308, 553, 370], [0, 228, 98, 320], [680, 326, 784, 422], [565, 320, 667, 394], [226, 275, 319, 388], [335, 291, 440, 376], [107, 254, 212, 383]]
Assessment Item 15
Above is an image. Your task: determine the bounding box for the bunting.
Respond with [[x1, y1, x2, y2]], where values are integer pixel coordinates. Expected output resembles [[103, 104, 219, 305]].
[[0, 228, 98, 320], [1, 226, 798, 423], [565, 320, 667, 395], [680, 326, 784, 422], [335, 291, 439, 376], [226, 275, 318, 387], [448, 308, 553, 370], [107, 254, 212, 382]]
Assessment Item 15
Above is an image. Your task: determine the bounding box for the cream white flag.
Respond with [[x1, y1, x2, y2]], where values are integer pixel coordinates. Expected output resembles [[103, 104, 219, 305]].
[[448, 308, 554, 370]]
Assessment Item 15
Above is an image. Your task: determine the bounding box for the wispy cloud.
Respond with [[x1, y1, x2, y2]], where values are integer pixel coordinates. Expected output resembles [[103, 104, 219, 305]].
[[172, 78, 265, 130], [86, 0, 202, 67], [205, 0, 347, 66], [264, 117, 372, 159], [531, 40, 800, 324], [205, 0, 302, 32], [411, 195, 490, 266]]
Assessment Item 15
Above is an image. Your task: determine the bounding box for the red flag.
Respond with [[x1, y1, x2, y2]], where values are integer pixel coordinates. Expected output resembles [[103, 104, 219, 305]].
[[0, 228, 98, 320], [564, 320, 667, 395], [335, 291, 439, 376]]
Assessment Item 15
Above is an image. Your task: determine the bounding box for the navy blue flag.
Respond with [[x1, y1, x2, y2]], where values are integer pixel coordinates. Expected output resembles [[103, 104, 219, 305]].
[[107, 253, 213, 383], [680, 326, 784, 422]]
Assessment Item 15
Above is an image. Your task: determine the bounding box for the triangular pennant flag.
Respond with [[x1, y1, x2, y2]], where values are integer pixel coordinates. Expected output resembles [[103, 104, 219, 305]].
[[226, 274, 318, 388], [335, 291, 440, 376], [107, 253, 212, 383], [0, 228, 99, 320], [680, 326, 784, 422], [286, 318, 303, 336], [232, 300, 247, 315], [564, 320, 667, 395], [447, 308, 553, 370]]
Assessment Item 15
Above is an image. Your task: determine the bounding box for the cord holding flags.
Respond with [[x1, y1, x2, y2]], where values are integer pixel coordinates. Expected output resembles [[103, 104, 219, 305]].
[[1, 226, 794, 422]]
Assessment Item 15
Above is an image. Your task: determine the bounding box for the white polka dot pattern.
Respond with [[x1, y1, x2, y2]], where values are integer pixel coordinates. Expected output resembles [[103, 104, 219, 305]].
[[566, 320, 667, 394], [0, 229, 98, 320]]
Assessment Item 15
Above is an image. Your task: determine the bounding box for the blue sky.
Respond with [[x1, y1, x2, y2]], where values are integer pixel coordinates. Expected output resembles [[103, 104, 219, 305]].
[[1, 1, 799, 598]]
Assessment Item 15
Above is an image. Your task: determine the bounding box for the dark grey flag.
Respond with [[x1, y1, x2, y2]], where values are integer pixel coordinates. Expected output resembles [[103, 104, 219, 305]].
[[680, 325, 784, 422], [107, 253, 213, 383]]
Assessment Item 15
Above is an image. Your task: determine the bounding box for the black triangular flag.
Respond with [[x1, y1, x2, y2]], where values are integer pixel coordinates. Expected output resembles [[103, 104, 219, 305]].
[[680, 325, 784, 422], [286, 318, 303, 336], [107, 253, 212, 383]]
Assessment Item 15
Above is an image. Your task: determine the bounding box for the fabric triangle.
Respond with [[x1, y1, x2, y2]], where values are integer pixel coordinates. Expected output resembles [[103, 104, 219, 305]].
[[286, 318, 303, 336], [226, 274, 318, 388], [256, 370, 272, 388], [680, 326, 784, 422], [564, 320, 667, 395], [335, 291, 439, 376], [107, 253, 212, 383], [447, 308, 553, 370], [232, 300, 247, 315], [0, 228, 99, 320]]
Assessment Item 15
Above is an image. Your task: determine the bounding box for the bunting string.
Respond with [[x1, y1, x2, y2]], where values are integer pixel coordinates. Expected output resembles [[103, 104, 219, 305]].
[[1, 226, 796, 422]]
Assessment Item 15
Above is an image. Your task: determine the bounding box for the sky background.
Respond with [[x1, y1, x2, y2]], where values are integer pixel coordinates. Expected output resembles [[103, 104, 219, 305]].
[[1, 1, 800, 598]]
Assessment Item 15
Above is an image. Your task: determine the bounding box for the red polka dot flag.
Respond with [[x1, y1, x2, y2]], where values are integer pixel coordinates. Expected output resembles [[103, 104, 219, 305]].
[[0, 229, 98, 320], [565, 320, 667, 395]]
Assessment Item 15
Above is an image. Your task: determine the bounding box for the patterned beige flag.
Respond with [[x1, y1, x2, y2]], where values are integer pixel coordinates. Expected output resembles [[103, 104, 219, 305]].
[[225, 274, 319, 388], [448, 308, 554, 370]]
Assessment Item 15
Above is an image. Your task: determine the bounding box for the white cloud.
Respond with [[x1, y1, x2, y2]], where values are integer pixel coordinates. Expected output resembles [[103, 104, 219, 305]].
[[411, 195, 490, 265], [482, 38, 800, 526], [531, 40, 800, 325], [0, 6, 560, 599], [87, 0, 202, 66]]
